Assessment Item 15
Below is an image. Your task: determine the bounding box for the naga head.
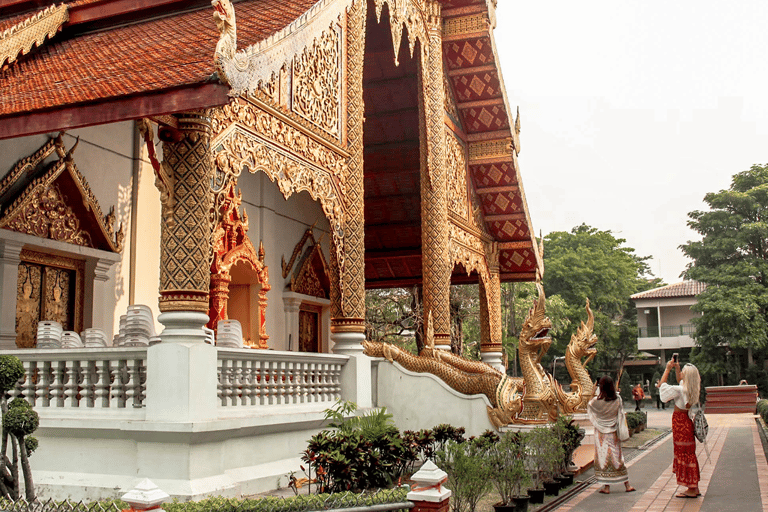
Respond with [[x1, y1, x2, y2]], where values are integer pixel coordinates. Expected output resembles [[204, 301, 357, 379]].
[[568, 298, 598, 360], [212, 0, 237, 62], [519, 283, 552, 351]]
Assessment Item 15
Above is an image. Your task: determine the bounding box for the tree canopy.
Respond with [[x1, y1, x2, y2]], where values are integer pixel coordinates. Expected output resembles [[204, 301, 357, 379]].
[[542, 224, 662, 372], [681, 164, 768, 379]]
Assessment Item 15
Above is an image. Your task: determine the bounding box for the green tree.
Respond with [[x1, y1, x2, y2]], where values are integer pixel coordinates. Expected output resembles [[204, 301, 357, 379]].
[[542, 224, 663, 373], [681, 164, 768, 383]]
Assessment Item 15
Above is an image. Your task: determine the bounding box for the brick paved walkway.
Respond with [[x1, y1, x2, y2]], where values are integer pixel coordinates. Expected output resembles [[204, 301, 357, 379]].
[[553, 412, 767, 512]]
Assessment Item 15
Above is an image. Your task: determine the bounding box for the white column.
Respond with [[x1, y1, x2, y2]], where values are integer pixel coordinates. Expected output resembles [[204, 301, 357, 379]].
[[282, 292, 303, 352], [0, 240, 24, 349], [85, 258, 117, 333], [146, 311, 217, 423]]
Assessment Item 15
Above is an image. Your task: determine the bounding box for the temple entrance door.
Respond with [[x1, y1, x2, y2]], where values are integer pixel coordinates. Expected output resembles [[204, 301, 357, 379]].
[[15, 252, 84, 348], [299, 303, 323, 353]]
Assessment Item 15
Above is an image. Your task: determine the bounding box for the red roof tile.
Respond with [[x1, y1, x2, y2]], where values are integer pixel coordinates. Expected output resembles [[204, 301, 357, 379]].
[[0, 0, 318, 117], [631, 280, 706, 300]]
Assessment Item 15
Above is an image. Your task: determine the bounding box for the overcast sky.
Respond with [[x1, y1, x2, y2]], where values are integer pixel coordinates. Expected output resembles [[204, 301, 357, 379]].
[[493, 1, 768, 285]]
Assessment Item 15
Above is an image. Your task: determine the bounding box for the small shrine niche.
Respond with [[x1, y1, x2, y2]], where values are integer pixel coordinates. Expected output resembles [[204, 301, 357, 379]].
[[282, 227, 331, 353], [208, 182, 270, 348]]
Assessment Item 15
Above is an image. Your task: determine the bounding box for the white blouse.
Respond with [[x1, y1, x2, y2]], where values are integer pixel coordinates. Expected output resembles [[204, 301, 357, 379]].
[[659, 383, 695, 419]]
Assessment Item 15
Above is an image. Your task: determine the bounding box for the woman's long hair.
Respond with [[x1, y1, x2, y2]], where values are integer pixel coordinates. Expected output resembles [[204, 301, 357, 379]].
[[681, 364, 701, 405], [597, 375, 618, 401]]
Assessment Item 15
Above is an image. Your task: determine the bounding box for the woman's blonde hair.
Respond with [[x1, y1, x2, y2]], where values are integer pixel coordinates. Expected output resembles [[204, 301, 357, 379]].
[[681, 364, 701, 405]]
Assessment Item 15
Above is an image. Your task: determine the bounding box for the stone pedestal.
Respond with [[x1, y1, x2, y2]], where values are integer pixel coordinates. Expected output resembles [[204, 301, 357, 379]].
[[146, 311, 217, 423], [332, 330, 371, 408], [407, 460, 451, 512]]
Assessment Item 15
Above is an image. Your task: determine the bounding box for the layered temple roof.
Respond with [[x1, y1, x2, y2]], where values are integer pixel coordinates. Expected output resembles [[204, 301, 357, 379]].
[[0, 0, 542, 284]]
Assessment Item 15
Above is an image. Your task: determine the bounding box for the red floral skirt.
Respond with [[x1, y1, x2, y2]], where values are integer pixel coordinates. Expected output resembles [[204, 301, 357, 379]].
[[672, 409, 700, 487]]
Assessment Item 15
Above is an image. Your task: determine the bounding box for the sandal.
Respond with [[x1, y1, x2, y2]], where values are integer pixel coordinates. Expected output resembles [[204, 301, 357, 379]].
[[625, 487, 636, 492], [599, 489, 610, 494], [675, 493, 699, 498]]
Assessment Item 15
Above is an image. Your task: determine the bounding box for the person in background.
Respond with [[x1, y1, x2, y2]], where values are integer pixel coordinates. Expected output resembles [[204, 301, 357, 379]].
[[657, 360, 702, 498], [587, 375, 636, 495], [632, 382, 645, 411], [654, 379, 665, 409]]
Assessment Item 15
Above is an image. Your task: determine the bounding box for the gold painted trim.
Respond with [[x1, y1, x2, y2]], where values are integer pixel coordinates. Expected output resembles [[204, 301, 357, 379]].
[[0, 4, 68, 67]]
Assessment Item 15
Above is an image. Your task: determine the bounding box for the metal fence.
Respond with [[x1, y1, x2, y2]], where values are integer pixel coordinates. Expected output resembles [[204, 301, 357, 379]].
[[638, 324, 695, 338], [0, 488, 412, 512]]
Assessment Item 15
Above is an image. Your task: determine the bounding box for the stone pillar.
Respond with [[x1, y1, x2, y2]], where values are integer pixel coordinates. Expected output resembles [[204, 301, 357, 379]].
[[330, 0, 370, 406], [158, 112, 213, 315], [406, 460, 451, 512], [479, 268, 504, 372], [148, 112, 217, 423], [0, 239, 24, 349], [419, 1, 451, 351]]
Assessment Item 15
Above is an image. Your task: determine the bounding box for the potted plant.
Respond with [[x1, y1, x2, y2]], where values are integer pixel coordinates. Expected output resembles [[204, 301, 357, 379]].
[[487, 431, 531, 512], [435, 438, 491, 512], [526, 426, 563, 496], [525, 427, 550, 503]]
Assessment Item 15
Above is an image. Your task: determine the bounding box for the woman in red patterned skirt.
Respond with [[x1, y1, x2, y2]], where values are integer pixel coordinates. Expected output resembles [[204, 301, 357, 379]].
[[657, 359, 701, 498]]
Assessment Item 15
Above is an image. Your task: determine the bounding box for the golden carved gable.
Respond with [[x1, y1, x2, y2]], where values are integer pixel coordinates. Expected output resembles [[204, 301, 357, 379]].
[[287, 233, 331, 300], [374, 0, 429, 66], [292, 25, 341, 137], [0, 135, 124, 252]]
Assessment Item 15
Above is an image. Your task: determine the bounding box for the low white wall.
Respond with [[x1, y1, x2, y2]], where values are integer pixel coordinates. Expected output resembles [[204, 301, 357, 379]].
[[31, 408, 328, 501], [372, 359, 495, 437]]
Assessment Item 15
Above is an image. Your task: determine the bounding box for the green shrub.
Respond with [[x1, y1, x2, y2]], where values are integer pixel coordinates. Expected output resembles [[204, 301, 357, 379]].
[[435, 440, 491, 512], [619, 377, 633, 402], [758, 399, 768, 423], [0, 356, 24, 395]]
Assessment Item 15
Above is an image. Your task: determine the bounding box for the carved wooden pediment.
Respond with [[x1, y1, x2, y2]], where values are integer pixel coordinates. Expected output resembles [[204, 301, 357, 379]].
[[0, 134, 124, 252], [283, 227, 330, 299]]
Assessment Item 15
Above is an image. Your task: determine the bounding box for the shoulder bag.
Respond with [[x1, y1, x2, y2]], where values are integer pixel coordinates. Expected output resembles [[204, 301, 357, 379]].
[[617, 407, 630, 441]]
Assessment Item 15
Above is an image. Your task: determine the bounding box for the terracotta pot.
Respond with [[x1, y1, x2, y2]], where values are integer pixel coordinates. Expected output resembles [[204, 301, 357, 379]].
[[527, 487, 545, 504]]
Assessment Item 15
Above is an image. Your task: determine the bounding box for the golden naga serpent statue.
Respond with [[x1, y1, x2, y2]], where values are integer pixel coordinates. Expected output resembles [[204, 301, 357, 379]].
[[363, 285, 597, 428], [553, 299, 598, 415]]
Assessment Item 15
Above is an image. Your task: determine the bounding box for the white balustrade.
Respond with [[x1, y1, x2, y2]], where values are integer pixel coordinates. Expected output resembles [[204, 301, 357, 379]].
[[217, 348, 348, 407], [2, 348, 147, 410]]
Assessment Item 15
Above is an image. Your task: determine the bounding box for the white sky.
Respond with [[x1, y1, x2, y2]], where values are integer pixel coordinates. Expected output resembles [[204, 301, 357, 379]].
[[493, 0, 768, 284]]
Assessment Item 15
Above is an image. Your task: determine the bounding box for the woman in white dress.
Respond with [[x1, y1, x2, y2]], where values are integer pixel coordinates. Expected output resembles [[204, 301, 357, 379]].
[[587, 375, 636, 494], [657, 360, 701, 498]]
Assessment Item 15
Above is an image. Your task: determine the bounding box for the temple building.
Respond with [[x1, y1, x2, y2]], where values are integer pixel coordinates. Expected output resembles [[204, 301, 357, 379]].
[[0, 0, 543, 500]]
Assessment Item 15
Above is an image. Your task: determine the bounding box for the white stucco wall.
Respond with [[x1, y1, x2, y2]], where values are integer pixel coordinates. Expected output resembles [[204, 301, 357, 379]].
[[373, 359, 495, 436]]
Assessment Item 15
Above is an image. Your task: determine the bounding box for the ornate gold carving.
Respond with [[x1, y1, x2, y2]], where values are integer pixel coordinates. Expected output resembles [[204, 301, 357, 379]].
[[448, 222, 490, 285], [137, 119, 175, 227], [363, 340, 522, 429], [443, 73, 459, 121], [211, 100, 347, 184], [419, 0, 451, 340], [0, 134, 59, 198], [213, 128, 346, 267], [332, 0, 367, 327], [209, 182, 271, 348], [374, 0, 428, 66], [15, 263, 41, 349], [212, 0, 348, 122], [468, 138, 513, 162], [15, 250, 85, 348], [0, 136, 124, 252], [2, 179, 91, 247], [282, 225, 319, 279], [295, 261, 325, 299], [554, 299, 597, 414], [0, 4, 69, 67], [446, 130, 468, 219], [442, 13, 489, 38], [292, 25, 341, 136], [159, 113, 214, 313]]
